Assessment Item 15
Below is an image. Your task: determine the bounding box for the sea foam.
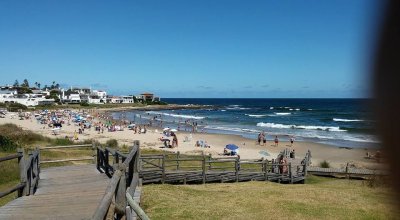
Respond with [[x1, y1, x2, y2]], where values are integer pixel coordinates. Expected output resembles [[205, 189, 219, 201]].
[[333, 118, 363, 122], [146, 111, 205, 120], [274, 112, 291, 115], [256, 122, 346, 132], [245, 114, 267, 118]]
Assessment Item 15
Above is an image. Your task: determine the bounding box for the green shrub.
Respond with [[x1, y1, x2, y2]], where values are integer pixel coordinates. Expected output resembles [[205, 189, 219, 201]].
[[7, 103, 27, 112], [320, 160, 330, 168], [105, 139, 118, 148], [0, 135, 18, 152], [52, 138, 74, 146], [0, 124, 47, 146], [80, 102, 90, 107]]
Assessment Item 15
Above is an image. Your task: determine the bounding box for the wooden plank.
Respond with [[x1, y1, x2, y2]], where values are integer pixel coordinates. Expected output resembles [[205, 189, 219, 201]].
[[0, 153, 22, 162], [40, 144, 92, 150], [0, 165, 109, 220], [0, 183, 25, 198], [40, 157, 94, 164]]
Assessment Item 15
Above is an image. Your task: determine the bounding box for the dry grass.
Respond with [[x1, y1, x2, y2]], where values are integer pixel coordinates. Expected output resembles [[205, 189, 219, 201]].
[[142, 176, 399, 220]]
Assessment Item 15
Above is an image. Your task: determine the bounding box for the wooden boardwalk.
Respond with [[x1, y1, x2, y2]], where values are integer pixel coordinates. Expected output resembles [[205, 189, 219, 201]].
[[0, 165, 110, 220]]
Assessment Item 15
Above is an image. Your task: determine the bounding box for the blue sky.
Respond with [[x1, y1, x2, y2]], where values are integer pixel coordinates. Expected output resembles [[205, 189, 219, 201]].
[[0, 0, 382, 98]]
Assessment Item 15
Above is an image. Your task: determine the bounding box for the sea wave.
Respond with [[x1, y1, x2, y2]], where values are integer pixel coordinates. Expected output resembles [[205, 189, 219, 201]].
[[205, 126, 259, 133], [256, 122, 346, 132], [146, 111, 205, 120], [333, 118, 364, 122], [274, 112, 291, 115], [226, 107, 251, 110], [245, 114, 267, 118]]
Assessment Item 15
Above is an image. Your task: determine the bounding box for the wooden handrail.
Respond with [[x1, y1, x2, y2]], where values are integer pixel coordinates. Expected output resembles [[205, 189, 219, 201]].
[[0, 153, 22, 163], [41, 144, 93, 150], [126, 188, 150, 220], [93, 141, 145, 220]]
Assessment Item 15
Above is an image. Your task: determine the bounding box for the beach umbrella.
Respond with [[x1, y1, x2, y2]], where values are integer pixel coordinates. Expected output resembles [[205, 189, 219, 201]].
[[163, 127, 171, 131], [259, 150, 270, 156], [170, 128, 178, 132], [225, 144, 239, 150]]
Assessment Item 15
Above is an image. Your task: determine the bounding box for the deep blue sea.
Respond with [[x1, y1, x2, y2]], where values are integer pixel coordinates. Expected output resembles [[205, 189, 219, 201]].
[[112, 98, 379, 148]]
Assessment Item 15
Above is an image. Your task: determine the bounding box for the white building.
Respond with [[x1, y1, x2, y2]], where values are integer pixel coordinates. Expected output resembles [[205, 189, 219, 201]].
[[0, 92, 55, 107]]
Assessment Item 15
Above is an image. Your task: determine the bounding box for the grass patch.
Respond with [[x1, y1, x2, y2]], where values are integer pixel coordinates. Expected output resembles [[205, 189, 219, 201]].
[[142, 179, 399, 219]]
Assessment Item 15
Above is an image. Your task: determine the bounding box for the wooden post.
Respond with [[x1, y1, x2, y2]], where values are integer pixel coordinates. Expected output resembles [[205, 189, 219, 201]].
[[176, 151, 180, 170], [115, 153, 119, 165], [17, 148, 27, 197], [96, 147, 100, 171], [345, 162, 349, 179], [208, 153, 212, 170], [115, 172, 126, 216], [264, 159, 268, 181], [126, 206, 133, 220], [289, 162, 293, 184], [235, 157, 239, 182], [303, 163, 308, 176], [162, 152, 166, 184], [202, 153, 206, 184], [28, 152, 33, 195], [105, 148, 110, 176]]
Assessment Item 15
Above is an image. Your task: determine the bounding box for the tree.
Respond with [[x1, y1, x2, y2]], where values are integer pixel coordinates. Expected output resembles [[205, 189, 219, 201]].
[[13, 80, 19, 87], [21, 79, 29, 88], [55, 83, 60, 89], [37, 83, 41, 89]]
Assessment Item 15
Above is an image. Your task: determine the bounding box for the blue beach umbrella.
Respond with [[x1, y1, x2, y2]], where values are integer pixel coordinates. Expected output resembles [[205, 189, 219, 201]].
[[225, 144, 239, 150]]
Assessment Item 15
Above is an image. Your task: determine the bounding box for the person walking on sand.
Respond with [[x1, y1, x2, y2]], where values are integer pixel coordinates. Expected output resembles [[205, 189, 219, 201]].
[[274, 136, 279, 147], [290, 137, 295, 147], [262, 132, 267, 146], [171, 132, 178, 148]]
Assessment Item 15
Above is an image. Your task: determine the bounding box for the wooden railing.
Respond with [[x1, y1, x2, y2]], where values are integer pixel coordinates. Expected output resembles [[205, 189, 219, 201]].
[[93, 140, 149, 220], [138, 149, 310, 185], [0, 148, 40, 199], [40, 144, 95, 164]]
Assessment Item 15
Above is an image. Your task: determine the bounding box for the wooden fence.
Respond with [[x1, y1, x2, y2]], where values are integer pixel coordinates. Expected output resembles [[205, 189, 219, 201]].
[[40, 144, 95, 164], [93, 140, 149, 220], [0, 148, 40, 199], [137, 151, 309, 184]]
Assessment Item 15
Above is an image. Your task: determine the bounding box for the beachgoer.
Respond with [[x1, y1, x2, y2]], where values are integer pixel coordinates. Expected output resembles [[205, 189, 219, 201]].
[[274, 136, 279, 147], [223, 148, 229, 156], [262, 132, 266, 146], [290, 137, 295, 147], [290, 149, 295, 158], [172, 133, 178, 147], [257, 133, 262, 145]]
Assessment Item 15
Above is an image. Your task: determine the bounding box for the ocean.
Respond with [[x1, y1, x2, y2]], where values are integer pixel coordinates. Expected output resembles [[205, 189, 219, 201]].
[[111, 98, 379, 148]]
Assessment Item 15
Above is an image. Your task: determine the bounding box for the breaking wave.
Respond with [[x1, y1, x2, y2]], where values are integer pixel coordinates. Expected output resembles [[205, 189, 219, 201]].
[[256, 122, 346, 132], [333, 118, 364, 122]]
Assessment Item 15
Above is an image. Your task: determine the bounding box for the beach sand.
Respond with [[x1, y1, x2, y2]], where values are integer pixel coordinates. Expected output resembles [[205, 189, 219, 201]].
[[0, 111, 383, 169]]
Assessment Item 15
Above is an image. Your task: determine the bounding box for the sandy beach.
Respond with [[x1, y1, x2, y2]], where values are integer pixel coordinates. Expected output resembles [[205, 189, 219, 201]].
[[0, 108, 383, 170]]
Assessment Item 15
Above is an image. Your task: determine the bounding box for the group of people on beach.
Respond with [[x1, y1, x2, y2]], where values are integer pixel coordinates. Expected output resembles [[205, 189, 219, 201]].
[[257, 132, 295, 148]]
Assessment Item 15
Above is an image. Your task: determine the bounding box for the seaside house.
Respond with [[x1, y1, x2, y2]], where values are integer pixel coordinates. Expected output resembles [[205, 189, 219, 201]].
[[61, 90, 81, 104], [121, 95, 134, 103], [139, 92, 155, 102], [107, 96, 123, 104], [0, 92, 55, 106]]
